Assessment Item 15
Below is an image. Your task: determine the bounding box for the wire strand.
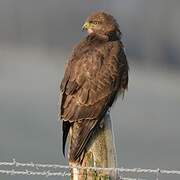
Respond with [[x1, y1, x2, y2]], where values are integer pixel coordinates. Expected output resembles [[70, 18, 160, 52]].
[[0, 159, 180, 179]]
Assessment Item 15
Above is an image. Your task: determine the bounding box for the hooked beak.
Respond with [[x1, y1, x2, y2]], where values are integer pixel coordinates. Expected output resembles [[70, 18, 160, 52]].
[[82, 22, 92, 30]]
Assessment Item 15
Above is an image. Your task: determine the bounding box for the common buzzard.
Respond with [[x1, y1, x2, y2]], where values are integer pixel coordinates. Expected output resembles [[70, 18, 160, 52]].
[[60, 11, 129, 163]]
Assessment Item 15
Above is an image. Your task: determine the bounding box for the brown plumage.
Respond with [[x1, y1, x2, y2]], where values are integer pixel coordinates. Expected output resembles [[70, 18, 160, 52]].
[[60, 11, 129, 163]]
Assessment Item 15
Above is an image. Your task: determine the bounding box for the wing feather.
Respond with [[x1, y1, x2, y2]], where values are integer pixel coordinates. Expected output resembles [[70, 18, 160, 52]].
[[60, 39, 128, 162]]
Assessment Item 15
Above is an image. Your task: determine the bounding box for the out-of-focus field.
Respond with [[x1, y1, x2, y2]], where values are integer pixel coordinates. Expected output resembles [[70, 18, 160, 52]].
[[0, 46, 180, 180]]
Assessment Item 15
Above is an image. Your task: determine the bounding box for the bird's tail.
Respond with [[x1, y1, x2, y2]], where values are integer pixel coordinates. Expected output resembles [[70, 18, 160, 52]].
[[62, 121, 71, 156], [69, 119, 98, 163]]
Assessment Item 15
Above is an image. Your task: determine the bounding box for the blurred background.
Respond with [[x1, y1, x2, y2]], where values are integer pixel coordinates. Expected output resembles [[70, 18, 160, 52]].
[[0, 0, 180, 179]]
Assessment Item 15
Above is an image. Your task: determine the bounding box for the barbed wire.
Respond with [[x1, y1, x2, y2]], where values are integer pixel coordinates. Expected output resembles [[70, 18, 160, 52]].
[[0, 159, 180, 179], [0, 169, 71, 177], [0, 169, 148, 180], [0, 170, 147, 180]]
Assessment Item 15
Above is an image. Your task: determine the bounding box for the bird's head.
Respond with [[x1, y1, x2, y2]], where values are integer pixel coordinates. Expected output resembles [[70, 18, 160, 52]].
[[82, 11, 121, 38]]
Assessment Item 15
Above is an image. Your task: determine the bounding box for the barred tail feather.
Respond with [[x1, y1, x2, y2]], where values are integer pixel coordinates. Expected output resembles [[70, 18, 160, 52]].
[[62, 121, 71, 156], [69, 119, 98, 162]]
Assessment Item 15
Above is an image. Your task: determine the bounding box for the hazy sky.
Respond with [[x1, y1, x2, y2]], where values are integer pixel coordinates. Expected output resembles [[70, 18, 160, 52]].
[[0, 0, 180, 66]]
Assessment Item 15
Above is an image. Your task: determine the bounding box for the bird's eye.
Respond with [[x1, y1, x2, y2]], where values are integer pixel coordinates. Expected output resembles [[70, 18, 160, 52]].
[[93, 21, 100, 25]]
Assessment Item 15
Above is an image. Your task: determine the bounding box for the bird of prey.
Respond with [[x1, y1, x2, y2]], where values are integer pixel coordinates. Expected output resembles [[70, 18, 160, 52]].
[[60, 11, 129, 163]]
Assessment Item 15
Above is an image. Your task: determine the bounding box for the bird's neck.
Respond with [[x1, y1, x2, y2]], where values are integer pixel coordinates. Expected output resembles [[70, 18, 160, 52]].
[[107, 31, 120, 41], [86, 33, 108, 43], [86, 31, 120, 43]]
